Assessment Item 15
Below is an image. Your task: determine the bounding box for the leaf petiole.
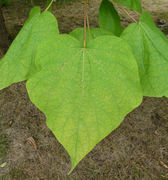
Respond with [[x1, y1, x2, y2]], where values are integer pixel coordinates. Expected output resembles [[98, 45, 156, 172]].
[[45, 0, 54, 11], [119, 4, 137, 23], [83, 0, 87, 48]]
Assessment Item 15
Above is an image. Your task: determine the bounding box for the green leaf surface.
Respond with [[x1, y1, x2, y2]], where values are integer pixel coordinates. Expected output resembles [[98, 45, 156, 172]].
[[0, 7, 59, 90], [69, 28, 114, 47], [121, 12, 168, 97], [113, 0, 142, 13], [26, 34, 142, 171], [99, 0, 123, 36], [25, 6, 41, 24]]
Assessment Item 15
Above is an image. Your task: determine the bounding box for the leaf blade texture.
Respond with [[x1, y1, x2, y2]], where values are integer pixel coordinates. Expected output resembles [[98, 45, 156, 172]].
[[26, 34, 142, 171]]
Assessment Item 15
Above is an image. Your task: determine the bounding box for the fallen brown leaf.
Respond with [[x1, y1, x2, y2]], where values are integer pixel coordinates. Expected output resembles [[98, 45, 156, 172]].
[[26, 137, 37, 150]]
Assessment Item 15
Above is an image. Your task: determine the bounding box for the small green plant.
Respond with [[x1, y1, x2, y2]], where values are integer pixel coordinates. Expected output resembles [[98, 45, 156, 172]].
[[0, 0, 167, 173]]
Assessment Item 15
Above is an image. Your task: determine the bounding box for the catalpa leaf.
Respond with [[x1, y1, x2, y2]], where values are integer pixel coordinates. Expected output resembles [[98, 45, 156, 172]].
[[113, 0, 142, 13], [121, 12, 168, 97], [99, 0, 123, 36], [69, 27, 113, 46], [26, 34, 142, 171], [0, 7, 59, 90]]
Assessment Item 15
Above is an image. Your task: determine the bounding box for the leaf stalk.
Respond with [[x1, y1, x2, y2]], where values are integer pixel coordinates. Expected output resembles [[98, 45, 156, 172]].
[[116, 2, 137, 23], [45, 0, 54, 11], [83, 0, 87, 49]]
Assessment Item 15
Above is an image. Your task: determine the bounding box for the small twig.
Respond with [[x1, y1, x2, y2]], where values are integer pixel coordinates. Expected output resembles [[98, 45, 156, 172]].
[[86, 0, 91, 41], [45, 0, 54, 11], [160, 160, 168, 169]]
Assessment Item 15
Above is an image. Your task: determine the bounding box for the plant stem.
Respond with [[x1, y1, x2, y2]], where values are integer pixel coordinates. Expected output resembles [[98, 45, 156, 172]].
[[45, 0, 54, 11], [121, 7, 137, 22], [83, 0, 87, 49], [86, 0, 91, 41], [116, 2, 137, 23]]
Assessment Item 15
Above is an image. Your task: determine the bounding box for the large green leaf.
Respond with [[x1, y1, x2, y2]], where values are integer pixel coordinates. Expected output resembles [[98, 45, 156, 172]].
[[26, 34, 142, 171], [69, 27, 114, 46], [121, 12, 168, 97], [99, 0, 123, 36], [0, 7, 59, 90], [113, 0, 142, 13]]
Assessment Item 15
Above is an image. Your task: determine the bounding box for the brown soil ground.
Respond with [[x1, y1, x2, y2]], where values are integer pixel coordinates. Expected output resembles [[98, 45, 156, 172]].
[[0, 0, 168, 179]]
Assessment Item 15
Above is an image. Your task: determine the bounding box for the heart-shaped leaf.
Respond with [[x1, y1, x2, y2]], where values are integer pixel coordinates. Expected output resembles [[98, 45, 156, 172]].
[[26, 34, 142, 171], [121, 12, 168, 97], [0, 7, 59, 90], [99, 0, 123, 36], [113, 0, 142, 13]]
